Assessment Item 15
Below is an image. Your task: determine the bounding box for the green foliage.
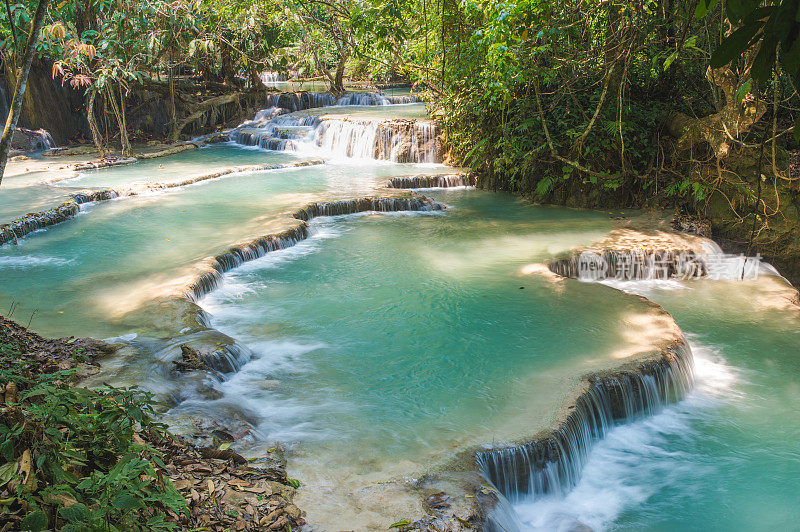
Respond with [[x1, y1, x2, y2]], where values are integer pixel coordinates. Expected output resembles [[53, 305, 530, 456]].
[[708, 0, 800, 89], [345, 0, 767, 210], [0, 342, 186, 531], [0, 0, 296, 94]]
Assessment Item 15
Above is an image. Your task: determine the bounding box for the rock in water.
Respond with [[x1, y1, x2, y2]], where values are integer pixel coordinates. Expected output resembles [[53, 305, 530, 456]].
[[173, 344, 209, 371]]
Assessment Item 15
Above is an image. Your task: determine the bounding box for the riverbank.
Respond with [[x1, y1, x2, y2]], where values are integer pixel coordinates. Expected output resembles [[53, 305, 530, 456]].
[[0, 315, 305, 531]]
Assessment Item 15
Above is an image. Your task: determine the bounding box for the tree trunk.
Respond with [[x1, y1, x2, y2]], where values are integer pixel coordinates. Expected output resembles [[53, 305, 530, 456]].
[[332, 49, 349, 92], [0, 0, 52, 186], [221, 43, 235, 86], [106, 84, 131, 156], [248, 61, 262, 90], [310, 42, 336, 90], [667, 67, 767, 159], [169, 49, 177, 141], [118, 84, 130, 154], [86, 90, 106, 156]]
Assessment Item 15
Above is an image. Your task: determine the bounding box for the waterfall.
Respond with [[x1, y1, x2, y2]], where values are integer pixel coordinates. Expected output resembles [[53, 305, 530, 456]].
[[548, 250, 708, 281], [233, 114, 439, 163], [314, 119, 379, 159], [232, 114, 322, 149], [260, 71, 287, 85], [11, 127, 56, 152], [317, 119, 438, 163], [71, 189, 121, 204], [291, 196, 445, 221], [252, 90, 417, 117], [335, 92, 420, 106], [548, 247, 771, 282], [388, 174, 474, 188], [337, 92, 391, 106], [202, 340, 253, 374], [33, 129, 56, 151], [0, 201, 79, 246], [260, 92, 337, 114], [388, 95, 421, 104], [186, 224, 311, 302], [479, 342, 694, 530], [411, 123, 437, 163], [0, 188, 125, 246], [256, 90, 418, 112], [184, 195, 445, 302], [232, 90, 436, 162]]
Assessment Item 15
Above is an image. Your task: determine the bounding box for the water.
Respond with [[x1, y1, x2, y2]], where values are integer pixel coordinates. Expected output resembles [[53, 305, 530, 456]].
[[55, 145, 302, 190], [0, 185, 74, 221], [0, 145, 303, 224], [232, 104, 434, 162], [195, 190, 677, 528], [288, 103, 429, 120], [506, 277, 800, 531], [1, 93, 798, 531], [0, 160, 456, 338]]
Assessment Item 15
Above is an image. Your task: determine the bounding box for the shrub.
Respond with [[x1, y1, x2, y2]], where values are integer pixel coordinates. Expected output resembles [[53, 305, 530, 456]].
[[0, 341, 186, 531]]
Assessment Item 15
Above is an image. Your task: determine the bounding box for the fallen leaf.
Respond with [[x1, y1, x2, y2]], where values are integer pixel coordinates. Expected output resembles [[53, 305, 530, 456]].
[[18, 450, 36, 491], [453, 515, 472, 527]]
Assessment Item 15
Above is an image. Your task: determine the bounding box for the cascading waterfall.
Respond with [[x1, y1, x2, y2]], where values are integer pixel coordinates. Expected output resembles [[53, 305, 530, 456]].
[[33, 129, 56, 151], [549, 247, 771, 282], [206, 342, 252, 374], [410, 122, 437, 163], [388, 174, 475, 188], [260, 71, 287, 85], [0, 160, 328, 247], [548, 249, 708, 281], [388, 95, 421, 104], [314, 119, 380, 159], [0, 202, 80, 246], [232, 114, 322, 150], [264, 92, 337, 114], [10, 127, 56, 152], [291, 196, 444, 221], [337, 92, 391, 106], [252, 90, 417, 117], [70, 189, 121, 204], [234, 115, 439, 163], [231, 90, 437, 162], [184, 195, 445, 303], [0, 190, 118, 246], [186, 224, 311, 303], [335, 92, 421, 106], [320, 119, 438, 163], [479, 342, 694, 531]]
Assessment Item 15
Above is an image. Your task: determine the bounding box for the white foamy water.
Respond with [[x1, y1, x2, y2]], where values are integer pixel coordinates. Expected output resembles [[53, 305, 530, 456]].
[[215, 340, 338, 442], [512, 341, 743, 531], [601, 278, 688, 292], [0, 255, 74, 268]]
